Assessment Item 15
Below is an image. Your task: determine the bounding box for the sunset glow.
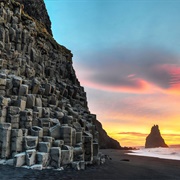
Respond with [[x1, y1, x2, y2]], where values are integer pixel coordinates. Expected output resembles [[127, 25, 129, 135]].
[[45, 0, 180, 147]]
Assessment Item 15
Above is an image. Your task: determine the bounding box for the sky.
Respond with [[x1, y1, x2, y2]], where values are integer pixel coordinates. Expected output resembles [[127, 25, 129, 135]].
[[44, 0, 180, 147]]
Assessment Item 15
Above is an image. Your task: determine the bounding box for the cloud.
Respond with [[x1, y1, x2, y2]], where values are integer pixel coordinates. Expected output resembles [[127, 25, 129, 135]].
[[114, 131, 180, 146], [118, 131, 180, 137], [74, 47, 180, 93], [79, 77, 153, 93], [118, 132, 148, 136], [163, 134, 180, 137], [85, 87, 180, 121]]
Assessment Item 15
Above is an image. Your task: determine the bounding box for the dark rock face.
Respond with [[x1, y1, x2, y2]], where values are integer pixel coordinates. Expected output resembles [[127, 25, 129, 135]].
[[145, 125, 168, 148], [93, 118, 121, 149], [16, 0, 52, 36], [0, 0, 121, 170]]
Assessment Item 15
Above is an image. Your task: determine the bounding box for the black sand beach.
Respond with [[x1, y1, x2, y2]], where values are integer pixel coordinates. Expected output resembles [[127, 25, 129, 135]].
[[1, 149, 180, 180]]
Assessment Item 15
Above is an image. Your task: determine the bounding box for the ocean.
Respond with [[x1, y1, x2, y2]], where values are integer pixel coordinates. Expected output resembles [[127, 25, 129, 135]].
[[127, 145, 180, 160]]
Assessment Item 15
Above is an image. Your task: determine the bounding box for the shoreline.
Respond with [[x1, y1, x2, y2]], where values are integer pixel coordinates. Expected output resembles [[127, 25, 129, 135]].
[[1, 149, 180, 179]]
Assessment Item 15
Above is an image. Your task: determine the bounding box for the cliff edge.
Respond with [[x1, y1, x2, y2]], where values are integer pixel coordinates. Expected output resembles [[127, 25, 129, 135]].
[[0, 0, 120, 170], [93, 118, 121, 149], [16, 0, 52, 36]]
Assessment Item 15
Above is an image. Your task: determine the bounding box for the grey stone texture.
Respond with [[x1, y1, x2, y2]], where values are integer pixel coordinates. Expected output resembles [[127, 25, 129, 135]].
[[0, 0, 102, 170], [50, 147, 61, 168]]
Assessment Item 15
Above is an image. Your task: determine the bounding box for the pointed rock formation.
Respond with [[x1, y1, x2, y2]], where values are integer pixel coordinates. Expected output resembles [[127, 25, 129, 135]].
[[145, 125, 168, 148]]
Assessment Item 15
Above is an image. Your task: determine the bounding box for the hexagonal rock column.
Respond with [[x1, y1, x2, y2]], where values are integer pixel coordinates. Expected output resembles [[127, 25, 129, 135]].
[[0, 97, 8, 123], [53, 140, 64, 148], [11, 129, 23, 156], [38, 142, 51, 153], [0, 106, 7, 123], [23, 136, 38, 150], [37, 152, 49, 167], [14, 152, 26, 167], [31, 126, 43, 142], [7, 106, 21, 129], [42, 136, 54, 147], [76, 132, 82, 144], [26, 94, 35, 108], [20, 109, 33, 129], [71, 161, 85, 170], [73, 146, 84, 161], [50, 147, 61, 168], [72, 128, 76, 146], [61, 145, 73, 166], [19, 84, 28, 96], [49, 123, 61, 139], [39, 118, 51, 136], [60, 125, 73, 146], [83, 132, 93, 163], [0, 123, 11, 158], [26, 149, 37, 166], [93, 142, 99, 157]]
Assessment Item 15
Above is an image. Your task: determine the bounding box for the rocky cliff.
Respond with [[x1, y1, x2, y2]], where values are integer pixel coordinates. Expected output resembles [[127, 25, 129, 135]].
[[145, 125, 168, 148], [16, 0, 52, 36], [0, 0, 120, 170], [15, 0, 121, 150], [93, 118, 121, 149]]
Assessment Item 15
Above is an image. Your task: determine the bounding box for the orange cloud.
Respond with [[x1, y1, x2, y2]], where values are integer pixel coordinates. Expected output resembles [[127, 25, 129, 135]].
[[79, 77, 159, 94], [75, 61, 180, 95], [73, 50, 180, 147]]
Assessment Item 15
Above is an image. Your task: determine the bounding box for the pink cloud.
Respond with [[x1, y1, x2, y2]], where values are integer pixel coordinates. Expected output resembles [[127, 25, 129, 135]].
[[127, 74, 136, 78], [74, 47, 180, 95], [80, 77, 154, 93], [75, 62, 180, 94], [154, 64, 180, 94]]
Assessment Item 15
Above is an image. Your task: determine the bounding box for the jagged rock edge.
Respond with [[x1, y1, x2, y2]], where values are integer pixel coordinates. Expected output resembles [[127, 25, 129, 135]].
[[0, 0, 120, 171]]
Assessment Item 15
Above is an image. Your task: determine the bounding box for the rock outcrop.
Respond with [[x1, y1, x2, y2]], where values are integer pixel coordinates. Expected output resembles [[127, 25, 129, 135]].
[[0, 0, 120, 170], [145, 125, 168, 148], [94, 119, 121, 149], [16, 0, 52, 36]]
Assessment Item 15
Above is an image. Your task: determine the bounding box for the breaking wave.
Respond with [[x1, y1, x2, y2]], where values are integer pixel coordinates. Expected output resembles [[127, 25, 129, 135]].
[[127, 146, 180, 160]]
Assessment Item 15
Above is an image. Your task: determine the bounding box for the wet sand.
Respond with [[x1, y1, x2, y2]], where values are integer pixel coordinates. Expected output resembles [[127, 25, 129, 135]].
[[1, 149, 180, 180]]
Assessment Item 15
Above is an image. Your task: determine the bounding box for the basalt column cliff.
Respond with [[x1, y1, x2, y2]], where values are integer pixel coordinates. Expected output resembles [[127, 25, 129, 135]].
[[0, 0, 120, 169]]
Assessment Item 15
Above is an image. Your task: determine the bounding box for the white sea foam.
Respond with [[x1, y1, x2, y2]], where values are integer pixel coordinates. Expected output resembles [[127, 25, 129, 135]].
[[127, 146, 180, 160]]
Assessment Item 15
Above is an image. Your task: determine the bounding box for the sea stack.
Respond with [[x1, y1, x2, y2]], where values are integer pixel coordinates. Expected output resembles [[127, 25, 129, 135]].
[[145, 125, 168, 148]]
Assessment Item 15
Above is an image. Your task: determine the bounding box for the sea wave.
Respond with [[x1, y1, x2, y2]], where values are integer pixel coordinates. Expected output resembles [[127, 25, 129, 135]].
[[127, 147, 180, 160]]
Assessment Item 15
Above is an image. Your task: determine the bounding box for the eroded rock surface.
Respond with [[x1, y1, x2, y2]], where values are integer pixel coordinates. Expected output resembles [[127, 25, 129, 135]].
[[0, 0, 120, 170], [145, 125, 168, 148], [16, 0, 52, 36]]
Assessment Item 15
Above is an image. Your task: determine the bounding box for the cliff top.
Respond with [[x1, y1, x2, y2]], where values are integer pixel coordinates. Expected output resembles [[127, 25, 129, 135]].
[[7, 0, 73, 60]]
